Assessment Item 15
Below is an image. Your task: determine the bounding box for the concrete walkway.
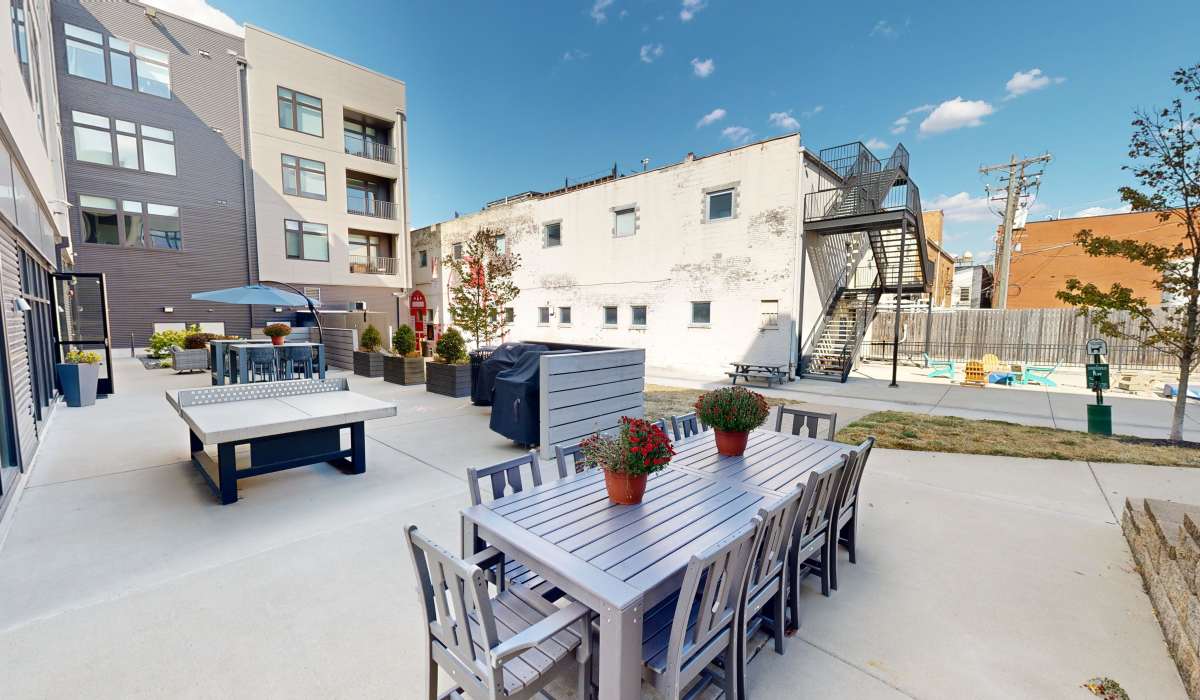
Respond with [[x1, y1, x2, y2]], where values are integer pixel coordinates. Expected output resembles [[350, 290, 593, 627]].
[[0, 357, 1189, 698]]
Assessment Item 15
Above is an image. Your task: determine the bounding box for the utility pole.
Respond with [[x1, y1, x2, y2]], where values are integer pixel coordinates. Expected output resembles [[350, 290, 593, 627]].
[[980, 153, 1052, 308]]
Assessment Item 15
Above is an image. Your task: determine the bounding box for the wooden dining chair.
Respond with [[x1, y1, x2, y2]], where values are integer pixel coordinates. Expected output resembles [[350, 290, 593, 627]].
[[786, 455, 846, 632], [554, 441, 595, 477], [464, 451, 560, 600], [670, 412, 707, 442], [774, 406, 838, 441], [635, 518, 759, 700], [737, 482, 806, 699], [829, 437, 875, 591], [405, 525, 592, 700]]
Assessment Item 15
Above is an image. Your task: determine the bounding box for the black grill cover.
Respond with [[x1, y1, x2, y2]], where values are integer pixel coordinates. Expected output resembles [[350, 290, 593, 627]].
[[489, 349, 572, 445], [472, 342, 547, 406]]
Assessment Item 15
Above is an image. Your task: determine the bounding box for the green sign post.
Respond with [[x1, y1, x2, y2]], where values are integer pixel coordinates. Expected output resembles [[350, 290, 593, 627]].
[[1085, 339, 1112, 435]]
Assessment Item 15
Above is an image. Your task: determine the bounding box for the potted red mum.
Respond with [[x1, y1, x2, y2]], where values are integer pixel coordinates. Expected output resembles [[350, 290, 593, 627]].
[[694, 386, 770, 457], [579, 417, 675, 505]]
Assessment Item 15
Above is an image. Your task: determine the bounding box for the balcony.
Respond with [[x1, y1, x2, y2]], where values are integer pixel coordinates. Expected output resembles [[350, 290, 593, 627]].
[[344, 108, 396, 164], [348, 255, 401, 275], [344, 137, 396, 164], [347, 198, 397, 220]]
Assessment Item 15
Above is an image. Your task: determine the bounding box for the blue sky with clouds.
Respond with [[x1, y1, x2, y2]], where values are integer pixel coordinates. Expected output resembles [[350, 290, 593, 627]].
[[158, 0, 1197, 258]]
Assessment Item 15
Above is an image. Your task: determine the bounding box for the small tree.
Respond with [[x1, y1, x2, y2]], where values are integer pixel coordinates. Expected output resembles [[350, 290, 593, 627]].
[[359, 324, 382, 352], [1058, 64, 1200, 441], [435, 327, 467, 364], [393, 324, 417, 355], [444, 228, 520, 348]]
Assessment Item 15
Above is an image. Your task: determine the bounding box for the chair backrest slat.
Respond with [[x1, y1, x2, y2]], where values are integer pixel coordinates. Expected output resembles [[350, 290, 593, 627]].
[[671, 412, 707, 441], [746, 483, 805, 596], [554, 442, 595, 477], [774, 406, 838, 441], [466, 451, 542, 557], [836, 437, 875, 516], [793, 456, 846, 549]]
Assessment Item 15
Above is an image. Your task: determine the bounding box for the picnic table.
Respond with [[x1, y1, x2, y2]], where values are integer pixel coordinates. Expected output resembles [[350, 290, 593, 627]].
[[165, 377, 395, 504], [460, 429, 851, 700], [727, 362, 788, 387], [230, 341, 327, 384]]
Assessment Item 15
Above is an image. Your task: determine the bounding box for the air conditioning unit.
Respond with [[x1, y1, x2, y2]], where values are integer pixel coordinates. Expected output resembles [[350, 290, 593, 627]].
[[353, 301, 367, 311]]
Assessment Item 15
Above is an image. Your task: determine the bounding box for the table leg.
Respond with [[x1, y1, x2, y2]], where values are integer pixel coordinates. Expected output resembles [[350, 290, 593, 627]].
[[349, 422, 365, 474], [317, 344, 326, 379], [217, 442, 238, 505], [212, 346, 225, 386], [598, 598, 643, 700], [238, 347, 249, 385]]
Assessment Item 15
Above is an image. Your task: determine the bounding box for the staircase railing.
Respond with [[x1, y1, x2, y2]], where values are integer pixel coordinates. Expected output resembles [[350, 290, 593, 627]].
[[799, 233, 872, 373], [818, 142, 880, 180], [836, 279, 883, 382]]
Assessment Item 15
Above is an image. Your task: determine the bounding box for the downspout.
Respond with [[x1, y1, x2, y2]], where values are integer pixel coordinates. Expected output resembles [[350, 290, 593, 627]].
[[791, 147, 806, 379], [236, 57, 257, 333], [397, 109, 411, 290]]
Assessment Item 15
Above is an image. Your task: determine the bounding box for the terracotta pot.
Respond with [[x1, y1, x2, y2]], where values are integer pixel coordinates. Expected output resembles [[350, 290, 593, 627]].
[[714, 429, 750, 457], [603, 469, 648, 505], [270, 336, 285, 346]]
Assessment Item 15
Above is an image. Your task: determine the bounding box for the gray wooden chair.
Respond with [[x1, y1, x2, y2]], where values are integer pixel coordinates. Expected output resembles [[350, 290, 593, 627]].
[[464, 451, 560, 600], [786, 455, 846, 632], [737, 482, 806, 699], [554, 442, 595, 477], [829, 437, 875, 591], [774, 406, 838, 441], [635, 518, 759, 700], [670, 412, 707, 442], [404, 525, 592, 700]]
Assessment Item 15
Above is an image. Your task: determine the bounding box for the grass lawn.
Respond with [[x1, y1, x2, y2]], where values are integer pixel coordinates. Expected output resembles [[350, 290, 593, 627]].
[[643, 384, 795, 421], [836, 411, 1200, 467]]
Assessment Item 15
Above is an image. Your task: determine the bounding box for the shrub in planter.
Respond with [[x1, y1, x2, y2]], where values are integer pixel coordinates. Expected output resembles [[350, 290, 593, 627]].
[[360, 324, 383, 352], [392, 324, 417, 356], [579, 417, 675, 504], [183, 332, 216, 350], [353, 324, 386, 377], [56, 350, 102, 407], [694, 386, 770, 456], [264, 323, 292, 346], [384, 324, 425, 385], [426, 328, 471, 397]]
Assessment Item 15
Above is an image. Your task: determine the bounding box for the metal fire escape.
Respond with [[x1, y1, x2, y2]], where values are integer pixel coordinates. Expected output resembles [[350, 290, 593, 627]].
[[799, 142, 933, 381]]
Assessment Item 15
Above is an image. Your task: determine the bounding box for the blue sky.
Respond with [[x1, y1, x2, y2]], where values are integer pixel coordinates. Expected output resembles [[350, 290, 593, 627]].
[[160, 0, 1197, 259]]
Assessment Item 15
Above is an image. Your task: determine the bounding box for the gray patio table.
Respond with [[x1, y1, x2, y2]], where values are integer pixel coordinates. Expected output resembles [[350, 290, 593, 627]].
[[459, 428, 852, 700], [231, 342, 326, 384], [209, 338, 271, 385]]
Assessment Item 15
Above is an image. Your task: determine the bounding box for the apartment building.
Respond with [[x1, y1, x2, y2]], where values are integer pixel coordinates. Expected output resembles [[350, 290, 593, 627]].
[[1, 0, 73, 513], [50, 1, 409, 345], [952, 255, 993, 308], [413, 135, 932, 380]]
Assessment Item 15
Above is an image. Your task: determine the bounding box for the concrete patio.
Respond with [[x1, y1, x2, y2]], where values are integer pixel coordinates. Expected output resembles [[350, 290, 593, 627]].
[[0, 357, 1190, 698]]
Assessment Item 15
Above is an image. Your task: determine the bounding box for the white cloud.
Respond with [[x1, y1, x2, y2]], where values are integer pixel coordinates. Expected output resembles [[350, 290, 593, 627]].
[[1074, 204, 1132, 218], [696, 108, 727, 128], [721, 126, 754, 145], [590, 0, 615, 23], [142, 0, 242, 36], [691, 57, 715, 78], [801, 105, 824, 118], [639, 43, 664, 63], [890, 105, 934, 134], [870, 19, 897, 38], [923, 192, 996, 223], [919, 97, 995, 134], [768, 111, 800, 131], [890, 116, 909, 134], [562, 49, 589, 62], [865, 137, 889, 151], [1004, 68, 1065, 99], [680, 0, 707, 22]]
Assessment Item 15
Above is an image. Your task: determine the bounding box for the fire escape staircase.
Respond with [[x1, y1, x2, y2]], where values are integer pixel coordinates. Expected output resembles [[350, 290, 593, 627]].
[[800, 142, 934, 382]]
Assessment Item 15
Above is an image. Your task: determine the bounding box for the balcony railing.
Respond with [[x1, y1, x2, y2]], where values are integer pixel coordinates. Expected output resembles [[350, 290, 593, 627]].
[[348, 255, 400, 275], [344, 136, 396, 164], [347, 199, 397, 220]]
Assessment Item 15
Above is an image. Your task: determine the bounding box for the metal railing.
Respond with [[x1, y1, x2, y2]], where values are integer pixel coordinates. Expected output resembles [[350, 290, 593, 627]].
[[344, 137, 396, 164], [818, 142, 881, 179], [348, 255, 400, 275], [882, 143, 909, 174], [347, 199, 397, 220]]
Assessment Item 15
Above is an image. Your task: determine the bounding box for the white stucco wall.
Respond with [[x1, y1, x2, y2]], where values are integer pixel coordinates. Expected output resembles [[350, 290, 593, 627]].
[[424, 135, 827, 377]]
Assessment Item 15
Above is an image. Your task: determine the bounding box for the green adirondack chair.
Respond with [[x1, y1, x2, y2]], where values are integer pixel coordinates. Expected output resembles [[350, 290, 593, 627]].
[[923, 353, 955, 379]]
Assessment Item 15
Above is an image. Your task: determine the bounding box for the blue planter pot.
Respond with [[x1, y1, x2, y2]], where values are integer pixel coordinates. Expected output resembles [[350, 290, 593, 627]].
[[56, 362, 100, 407]]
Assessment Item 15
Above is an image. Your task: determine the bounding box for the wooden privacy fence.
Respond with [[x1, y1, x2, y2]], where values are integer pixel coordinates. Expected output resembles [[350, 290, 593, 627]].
[[315, 327, 358, 370], [538, 348, 645, 458], [865, 307, 1178, 370]]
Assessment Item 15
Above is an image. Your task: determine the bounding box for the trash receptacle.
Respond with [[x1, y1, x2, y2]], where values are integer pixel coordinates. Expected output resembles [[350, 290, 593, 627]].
[[469, 346, 496, 405], [1087, 404, 1112, 435]]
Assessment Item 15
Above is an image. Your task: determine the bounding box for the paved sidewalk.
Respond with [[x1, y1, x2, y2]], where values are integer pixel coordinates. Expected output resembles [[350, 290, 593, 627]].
[[0, 357, 1188, 698]]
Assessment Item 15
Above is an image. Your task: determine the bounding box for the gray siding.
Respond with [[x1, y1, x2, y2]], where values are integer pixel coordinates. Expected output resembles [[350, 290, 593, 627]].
[[0, 232, 38, 466], [53, 0, 253, 346]]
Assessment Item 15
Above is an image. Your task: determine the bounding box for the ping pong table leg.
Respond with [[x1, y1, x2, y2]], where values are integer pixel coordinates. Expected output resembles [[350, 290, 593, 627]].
[[346, 422, 366, 474], [217, 442, 238, 504]]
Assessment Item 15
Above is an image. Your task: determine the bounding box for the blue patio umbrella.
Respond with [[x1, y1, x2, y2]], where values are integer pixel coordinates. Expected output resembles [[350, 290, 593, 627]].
[[191, 283, 323, 335]]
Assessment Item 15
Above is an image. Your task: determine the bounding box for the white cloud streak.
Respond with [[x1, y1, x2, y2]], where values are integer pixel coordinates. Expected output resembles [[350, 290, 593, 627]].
[[1004, 68, 1065, 99], [919, 97, 995, 134], [590, 0, 615, 23], [680, 0, 707, 22], [696, 108, 727, 128], [801, 105, 824, 118], [923, 192, 996, 223], [690, 57, 715, 78], [639, 43, 664, 63], [142, 0, 242, 35], [721, 126, 754, 145], [768, 111, 800, 131], [1074, 204, 1132, 217], [865, 137, 889, 151]]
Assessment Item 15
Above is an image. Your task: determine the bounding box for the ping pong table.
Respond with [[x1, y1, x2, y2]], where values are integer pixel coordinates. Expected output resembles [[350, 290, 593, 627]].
[[166, 378, 396, 504]]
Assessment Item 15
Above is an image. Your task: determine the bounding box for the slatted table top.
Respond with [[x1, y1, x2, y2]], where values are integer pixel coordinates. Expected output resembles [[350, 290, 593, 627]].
[[670, 429, 850, 495]]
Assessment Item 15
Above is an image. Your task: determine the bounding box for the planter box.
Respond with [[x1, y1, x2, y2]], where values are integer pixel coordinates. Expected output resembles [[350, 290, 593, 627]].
[[384, 355, 426, 385], [426, 362, 471, 397], [353, 350, 385, 377], [56, 362, 100, 407]]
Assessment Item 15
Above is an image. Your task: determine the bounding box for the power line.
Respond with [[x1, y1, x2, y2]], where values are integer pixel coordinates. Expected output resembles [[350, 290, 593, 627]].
[[980, 152, 1052, 308]]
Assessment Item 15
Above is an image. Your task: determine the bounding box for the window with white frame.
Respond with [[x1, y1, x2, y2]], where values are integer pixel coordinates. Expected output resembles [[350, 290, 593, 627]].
[[613, 207, 636, 237], [631, 305, 647, 328], [558, 306, 572, 325], [538, 306, 550, 324], [691, 301, 711, 325], [494, 234, 506, 255], [603, 306, 618, 326], [760, 299, 779, 328], [71, 111, 175, 175], [284, 220, 329, 261], [705, 187, 735, 221], [543, 221, 562, 247]]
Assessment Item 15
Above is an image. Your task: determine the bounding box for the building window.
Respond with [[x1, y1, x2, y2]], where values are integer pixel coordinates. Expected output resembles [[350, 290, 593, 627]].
[[349, 232, 383, 261], [494, 234, 506, 255], [277, 86, 323, 137], [108, 36, 132, 89], [284, 220, 329, 261], [559, 306, 572, 325], [603, 306, 618, 326], [504, 307, 514, 323], [544, 221, 562, 247], [64, 23, 105, 83], [281, 154, 326, 199], [147, 204, 181, 249], [958, 287, 970, 303], [614, 207, 636, 237], [691, 301, 711, 325], [538, 306, 550, 325], [452, 242, 463, 259], [631, 305, 647, 328], [418, 250, 428, 267], [71, 111, 175, 175], [134, 44, 170, 97], [760, 299, 779, 328], [122, 200, 143, 246], [11, 2, 28, 67], [79, 195, 118, 245], [706, 188, 735, 221]]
